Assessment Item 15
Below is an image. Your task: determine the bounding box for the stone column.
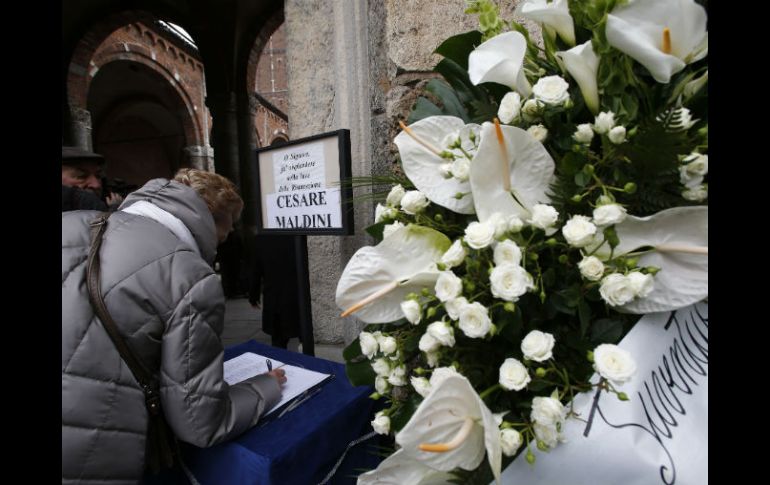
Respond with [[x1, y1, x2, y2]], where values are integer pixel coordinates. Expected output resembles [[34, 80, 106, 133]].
[[69, 107, 94, 151], [183, 145, 215, 171], [205, 92, 240, 185]]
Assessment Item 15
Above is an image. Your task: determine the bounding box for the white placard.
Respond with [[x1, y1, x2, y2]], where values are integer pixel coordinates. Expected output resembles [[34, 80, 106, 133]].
[[265, 188, 341, 229], [272, 141, 326, 194], [498, 302, 708, 485]]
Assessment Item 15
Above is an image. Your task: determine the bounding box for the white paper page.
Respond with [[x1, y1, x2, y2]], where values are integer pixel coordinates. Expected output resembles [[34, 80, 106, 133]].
[[223, 352, 331, 416]]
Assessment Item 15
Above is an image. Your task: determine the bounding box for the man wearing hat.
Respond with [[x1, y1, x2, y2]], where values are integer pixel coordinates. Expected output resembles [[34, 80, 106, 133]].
[[61, 146, 123, 211]]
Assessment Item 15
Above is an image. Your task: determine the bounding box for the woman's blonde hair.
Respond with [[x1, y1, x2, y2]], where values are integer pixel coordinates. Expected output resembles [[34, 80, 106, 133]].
[[173, 168, 243, 221]]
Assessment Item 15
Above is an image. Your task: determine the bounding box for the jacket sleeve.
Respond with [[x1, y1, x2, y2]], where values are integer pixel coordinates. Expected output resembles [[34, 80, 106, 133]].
[[159, 271, 281, 447]]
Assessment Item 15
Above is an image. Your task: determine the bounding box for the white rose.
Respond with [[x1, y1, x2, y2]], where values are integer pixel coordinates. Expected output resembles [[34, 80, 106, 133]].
[[498, 91, 522, 124], [429, 366, 461, 388], [401, 299, 421, 325], [521, 330, 555, 362], [493, 239, 522, 266], [682, 153, 708, 176], [531, 396, 565, 428], [527, 123, 548, 142], [562, 215, 597, 248], [371, 411, 391, 435], [682, 185, 707, 201], [679, 167, 703, 188], [427, 320, 456, 348], [500, 428, 523, 456], [592, 204, 627, 226], [464, 221, 496, 249], [528, 204, 559, 230], [375, 375, 390, 394], [378, 335, 398, 356], [573, 123, 594, 144], [451, 157, 471, 182], [533, 422, 560, 449], [358, 331, 379, 359], [578, 256, 605, 281], [434, 271, 463, 302], [522, 99, 542, 121], [371, 358, 392, 377], [532, 75, 570, 106], [386, 184, 406, 207], [374, 203, 389, 223], [498, 358, 531, 391], [627, 271, 654, 298], [487, 212, 510, 238], [419, 332, 440, 353], [445, 296, 468, 321], [458, 302, 492, 338], [382, 221, 405, 239], [439, 162, 453, 178], [490, 264, 534, 302], [388, 364, 407, 386], [608, 125, 627, 144], [400, 190, 429, 215], [593, 111, 616, 134], [593, 343, 637, 384], [411, 376, 432, 398], [425, 350, 440, 368], [599, 273, 636, 306], [506, 214, 524, 233], [441, 239, 466, 268]]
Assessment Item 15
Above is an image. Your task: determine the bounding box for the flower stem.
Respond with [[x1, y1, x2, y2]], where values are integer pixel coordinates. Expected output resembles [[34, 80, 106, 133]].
[[480, 383, 502, 400]]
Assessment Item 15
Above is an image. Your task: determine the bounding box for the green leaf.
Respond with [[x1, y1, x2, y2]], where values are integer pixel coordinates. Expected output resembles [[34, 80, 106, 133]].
[[527, 380, 551, 392], [408, 97, 444, 124], [343, 337, 363, 361], [590, 318, 624, 344], [434, 31, 483, 69], [425, 78, 470, 122], [345, 359, 376, 387], [574, 170, 590, 187], [389, 393, 423, 432], [578, 300, 591, 337], [365, 220, 388, 240]]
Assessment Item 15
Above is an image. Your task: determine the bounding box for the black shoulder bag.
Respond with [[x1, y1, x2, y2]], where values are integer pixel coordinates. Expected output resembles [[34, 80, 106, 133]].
[[86, 212, 178, 473]]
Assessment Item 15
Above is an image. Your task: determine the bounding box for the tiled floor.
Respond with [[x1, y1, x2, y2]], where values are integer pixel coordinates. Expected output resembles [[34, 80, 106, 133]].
[[222, 298, 345, 363]]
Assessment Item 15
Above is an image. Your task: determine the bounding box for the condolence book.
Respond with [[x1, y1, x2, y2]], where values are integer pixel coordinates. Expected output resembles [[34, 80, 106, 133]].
[[223, 351, 333, 418]]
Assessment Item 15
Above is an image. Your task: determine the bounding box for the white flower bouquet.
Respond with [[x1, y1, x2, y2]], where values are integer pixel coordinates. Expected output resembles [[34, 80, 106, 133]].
[[336, 0, 708, 483]]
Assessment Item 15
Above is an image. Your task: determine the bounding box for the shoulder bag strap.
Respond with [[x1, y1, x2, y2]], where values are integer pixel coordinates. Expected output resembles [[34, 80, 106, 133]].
[[85, 212, 161, 416]]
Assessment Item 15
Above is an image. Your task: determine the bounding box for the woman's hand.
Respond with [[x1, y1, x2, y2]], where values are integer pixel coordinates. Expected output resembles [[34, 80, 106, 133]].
[[267, 368, 287, 386]]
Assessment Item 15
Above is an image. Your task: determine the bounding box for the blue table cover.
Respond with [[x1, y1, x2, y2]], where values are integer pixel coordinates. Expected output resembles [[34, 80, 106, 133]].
[[144, 340, 384, 485]]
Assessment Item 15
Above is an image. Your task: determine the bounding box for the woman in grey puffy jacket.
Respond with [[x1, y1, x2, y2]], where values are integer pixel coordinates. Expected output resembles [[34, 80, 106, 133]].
[[62, 168, 286, 484]]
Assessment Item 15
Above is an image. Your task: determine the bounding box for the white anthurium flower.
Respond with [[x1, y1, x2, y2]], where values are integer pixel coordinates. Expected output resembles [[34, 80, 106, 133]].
[[468, 31, 532, 96], [383, 221, 405, 239], [336, 224, 451, 323], [356, 449, 456, 485], [593, 206, 708, 313], [556, 40, 600, 114], [470, 121, 556, 223], [515, 0, 575, 46], [395, 374, 502, 484], [394, 116, 477, 214], [606, 0, 708, 83]]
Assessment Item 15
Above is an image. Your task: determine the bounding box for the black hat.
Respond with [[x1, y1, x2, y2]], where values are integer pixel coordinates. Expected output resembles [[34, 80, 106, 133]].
[[62, 146, 105, 165]]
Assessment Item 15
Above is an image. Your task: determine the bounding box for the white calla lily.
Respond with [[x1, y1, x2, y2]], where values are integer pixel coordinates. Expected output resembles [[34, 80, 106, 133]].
[[515, 0, 575, 46], [356, 450, 455, 485], [470, 120, 555, 222], [595, 206, 708, 313], [556, 41, 600, 114], [394, 116, 477, 214], [395, 374, 502, 483], [468, 31, 531, 96], [336, 225, 451, 323], [606, 0, 708, 83]]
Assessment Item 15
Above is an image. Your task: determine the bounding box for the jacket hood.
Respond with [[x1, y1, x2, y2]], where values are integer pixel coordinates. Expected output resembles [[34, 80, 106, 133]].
[[120, 178, 218, 264]]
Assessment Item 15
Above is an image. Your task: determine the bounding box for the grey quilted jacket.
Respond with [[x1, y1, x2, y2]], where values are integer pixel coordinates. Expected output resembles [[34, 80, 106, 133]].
[[62, 179, 281, 484]]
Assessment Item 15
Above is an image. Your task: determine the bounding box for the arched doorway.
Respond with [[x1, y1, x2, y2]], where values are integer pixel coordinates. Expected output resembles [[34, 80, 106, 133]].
[[88, 59, 196, 186]]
